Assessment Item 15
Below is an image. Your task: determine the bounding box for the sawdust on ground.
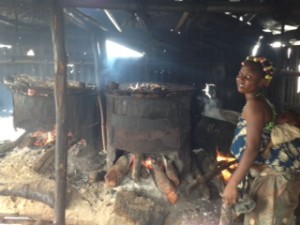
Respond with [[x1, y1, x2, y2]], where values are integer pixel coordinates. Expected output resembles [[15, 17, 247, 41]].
[[0, 146, 228, 225]]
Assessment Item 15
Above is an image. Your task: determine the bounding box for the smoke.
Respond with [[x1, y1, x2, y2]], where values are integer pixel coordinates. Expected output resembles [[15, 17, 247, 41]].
[[197, 83, 226, 121], [0, 83, 13, 117], [0, 116, 25, 143], [0, 81, 25, 143], [105, 57, 144, 84]]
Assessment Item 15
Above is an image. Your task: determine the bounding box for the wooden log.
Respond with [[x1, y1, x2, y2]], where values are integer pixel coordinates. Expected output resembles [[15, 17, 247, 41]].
[[203, 160, 237, 181], [104, 155, 130, 187], [0, 215, 52, 225], [152, 162, 179, 205], [187, 160, 237, 193], [0, 181, 73, 210], [131, 153, 142, 182], [33, 139, 84, 175], [33, 146, 55, 174], [162, 156, 180, 188], [0, 181, 55, 208]]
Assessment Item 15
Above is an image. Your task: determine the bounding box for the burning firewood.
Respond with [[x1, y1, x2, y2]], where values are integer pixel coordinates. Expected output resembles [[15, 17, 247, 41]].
[[162, 156, 180, 188], [105, 155, 130, 188], [131, 153, 143, 182], [31, 130, 56, 147], [187, 159, 237, 193], [152, 161, 179, 205]]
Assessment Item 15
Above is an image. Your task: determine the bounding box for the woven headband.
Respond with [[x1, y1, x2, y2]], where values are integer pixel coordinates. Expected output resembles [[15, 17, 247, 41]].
[[241, 56, 274, 81]]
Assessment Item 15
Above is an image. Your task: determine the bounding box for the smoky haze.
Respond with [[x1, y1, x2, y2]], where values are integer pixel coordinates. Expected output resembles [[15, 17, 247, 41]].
[[0, 83, 13, 117]]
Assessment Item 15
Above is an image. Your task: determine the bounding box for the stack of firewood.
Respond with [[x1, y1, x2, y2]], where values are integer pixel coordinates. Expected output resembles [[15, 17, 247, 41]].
[[104, 151, 237, 205], [104, 153, 181, 205]]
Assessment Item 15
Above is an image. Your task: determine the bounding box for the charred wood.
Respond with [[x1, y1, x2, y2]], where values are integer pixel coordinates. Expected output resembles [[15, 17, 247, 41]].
[[140, 166, 150, 179], [162, 156, 180, 188], [187, 160, 237, 193], [131, 153, 143, 182], [104, 155, 130, 187], [152, 161, 179, 205]]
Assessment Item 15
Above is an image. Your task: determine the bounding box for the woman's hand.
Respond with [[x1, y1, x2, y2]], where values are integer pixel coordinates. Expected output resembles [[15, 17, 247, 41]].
[[222, 181, 239, 206]]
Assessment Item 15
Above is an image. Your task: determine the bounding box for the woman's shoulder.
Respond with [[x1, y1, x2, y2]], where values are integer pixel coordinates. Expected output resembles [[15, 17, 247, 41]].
[[244, 97, 273, 122], [245, 97, 270, 113]]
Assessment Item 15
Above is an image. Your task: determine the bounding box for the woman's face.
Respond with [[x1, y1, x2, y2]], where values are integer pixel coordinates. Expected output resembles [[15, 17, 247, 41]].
[[236, 64, 266, 94]]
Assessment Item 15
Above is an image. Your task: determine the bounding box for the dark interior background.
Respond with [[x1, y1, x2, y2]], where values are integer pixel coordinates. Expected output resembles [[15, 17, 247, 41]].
[[0, 0, 299, 115]]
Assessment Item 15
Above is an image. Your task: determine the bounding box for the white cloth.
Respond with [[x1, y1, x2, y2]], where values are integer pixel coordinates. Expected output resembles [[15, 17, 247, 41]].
[[271, 123, 300, 146]]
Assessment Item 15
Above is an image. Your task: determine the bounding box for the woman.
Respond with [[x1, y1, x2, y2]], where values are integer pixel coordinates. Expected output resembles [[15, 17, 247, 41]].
[[221, 56, 300, 225]]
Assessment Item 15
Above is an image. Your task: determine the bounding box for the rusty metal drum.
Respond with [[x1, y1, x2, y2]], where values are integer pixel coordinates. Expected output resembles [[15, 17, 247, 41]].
[[105, 82, 196, 174]]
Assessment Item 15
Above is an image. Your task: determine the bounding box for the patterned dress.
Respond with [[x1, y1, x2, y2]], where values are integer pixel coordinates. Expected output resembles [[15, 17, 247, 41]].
[[230, 105, 300, 225]]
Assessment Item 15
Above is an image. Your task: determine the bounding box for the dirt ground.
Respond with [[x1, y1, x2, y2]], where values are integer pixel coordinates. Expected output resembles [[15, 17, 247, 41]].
[[0, 144, 229, 225], [0, 115, 244, 225]]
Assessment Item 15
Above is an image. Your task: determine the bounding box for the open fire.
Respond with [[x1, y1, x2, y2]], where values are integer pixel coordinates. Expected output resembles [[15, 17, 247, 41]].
[[31, 129, 57, 147], [216, 149, 238, 183], [105, 154, 180, 205], [104, 148, 239, 208], [0, 76, 241, 224], [0, 110, 239, 225], [30, 129, 75, 148], [105, 82, 196, 179]]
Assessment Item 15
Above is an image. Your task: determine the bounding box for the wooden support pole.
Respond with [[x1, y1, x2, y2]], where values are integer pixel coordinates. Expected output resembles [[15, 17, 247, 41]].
[[91, 32, 108, 151], [51, 0, 68, 224]]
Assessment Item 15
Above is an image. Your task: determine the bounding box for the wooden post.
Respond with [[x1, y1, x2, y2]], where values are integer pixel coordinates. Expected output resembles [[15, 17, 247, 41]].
[[51, 0, 68, 224], [92, 32, 108, 151]]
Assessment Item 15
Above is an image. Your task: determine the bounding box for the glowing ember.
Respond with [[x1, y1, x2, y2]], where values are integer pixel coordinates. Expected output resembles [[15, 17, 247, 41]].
[[143, 157, 153, 170], [31, 130, 56, 147], [31, 129, 73, 147], [216, 150, 237, 182]]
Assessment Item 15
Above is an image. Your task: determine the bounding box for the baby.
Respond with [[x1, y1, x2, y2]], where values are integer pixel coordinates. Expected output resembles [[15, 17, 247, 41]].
[[262, 109, 300, 159]]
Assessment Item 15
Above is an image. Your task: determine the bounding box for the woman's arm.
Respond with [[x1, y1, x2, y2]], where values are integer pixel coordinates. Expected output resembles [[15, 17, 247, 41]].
[[222, 99, 267, 206]]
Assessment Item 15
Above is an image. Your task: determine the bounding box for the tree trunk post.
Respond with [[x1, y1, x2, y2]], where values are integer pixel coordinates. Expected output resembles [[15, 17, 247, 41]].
[[51, 0, 68, 224]]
